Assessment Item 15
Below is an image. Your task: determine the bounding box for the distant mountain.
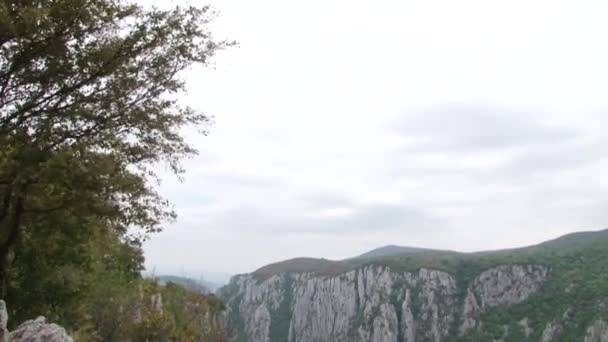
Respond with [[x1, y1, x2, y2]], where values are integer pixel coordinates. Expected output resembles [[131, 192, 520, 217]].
[[250, 247, 454, 279], [155, 275, 220, 293], [144, 266, 231, 291], [352, 245, 456, 260], [253, 257, 350, 278], [221, 228, 608, 342], [536, 228, 608, 251]]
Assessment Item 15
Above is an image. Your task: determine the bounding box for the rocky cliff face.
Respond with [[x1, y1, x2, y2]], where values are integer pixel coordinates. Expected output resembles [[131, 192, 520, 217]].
[[460, 265, 549, 335], [221, 264, 572, 342]]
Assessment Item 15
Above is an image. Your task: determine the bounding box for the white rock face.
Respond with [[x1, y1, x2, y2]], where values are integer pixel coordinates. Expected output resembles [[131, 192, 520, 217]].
[[401, 289, 416, 342], [9, 317, 73, 342], [223, 264, 550, 342], [371, 304, 398, 342], [540, 321, 562, 342], [459, 289, 480, 335], [585, 320, 608, 342], [227, 273, 288, 342], [471, 265, 548, 308], [459, 265, 548, 334], [225, 266, 459, 342]]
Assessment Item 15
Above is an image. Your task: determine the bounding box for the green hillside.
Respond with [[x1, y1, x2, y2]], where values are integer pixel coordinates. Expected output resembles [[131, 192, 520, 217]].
[[352, 245, 459, 260], [226, 229, 608, 341], [252, 229, 608, 280]]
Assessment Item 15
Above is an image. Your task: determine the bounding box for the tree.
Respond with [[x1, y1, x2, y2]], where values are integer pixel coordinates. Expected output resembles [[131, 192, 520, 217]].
[[0, 0, 232, 295]]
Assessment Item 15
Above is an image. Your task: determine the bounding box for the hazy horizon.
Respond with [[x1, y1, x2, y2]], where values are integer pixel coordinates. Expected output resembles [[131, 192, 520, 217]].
[[141, 0, 608, 275]]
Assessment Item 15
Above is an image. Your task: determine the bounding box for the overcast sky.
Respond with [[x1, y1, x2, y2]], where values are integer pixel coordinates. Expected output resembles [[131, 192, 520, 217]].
[[142, 0, 608, 276]]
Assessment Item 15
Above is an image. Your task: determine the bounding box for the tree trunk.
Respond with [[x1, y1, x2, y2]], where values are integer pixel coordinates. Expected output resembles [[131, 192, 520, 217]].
[[0, 195, 24, 297], [0, 185, 13, 225]]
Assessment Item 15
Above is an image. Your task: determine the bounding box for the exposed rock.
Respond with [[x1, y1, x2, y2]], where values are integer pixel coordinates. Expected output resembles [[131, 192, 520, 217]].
[[459, 265, 548, 335], [225, 266, 459, 342], [540, 321, 562, 342], [9, 316, 73, 342], [518, 317, 533, 337], [248, 305, 271, 342], [371, 304, 398, 342], [0, 301, 73, 342], [471, 265, 548, 308], [150, 292, 163, 312], [0, 301, 8, 342], [401, 289, 416, 342], [459, 289, 480, 334], [224, 264, 552, 342], [585, 320, 608, 342], [289, 271, 359, 342]]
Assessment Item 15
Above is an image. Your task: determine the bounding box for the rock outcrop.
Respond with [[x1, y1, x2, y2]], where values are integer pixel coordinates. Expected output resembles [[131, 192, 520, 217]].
[[0, 300, 73, 342], [9, 317, 73, 342], [459, 265, 548, 334], [223, 264, 549, 342], [540, 321, 562, 342], [585, 320, 608, 342], [0, 301, 8, 342]]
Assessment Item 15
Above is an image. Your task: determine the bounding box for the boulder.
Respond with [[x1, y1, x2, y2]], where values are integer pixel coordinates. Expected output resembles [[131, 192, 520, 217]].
[[9, 316, 73, 342]]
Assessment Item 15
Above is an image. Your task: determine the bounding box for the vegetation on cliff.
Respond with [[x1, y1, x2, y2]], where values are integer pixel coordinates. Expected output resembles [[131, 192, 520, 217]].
[[222, 229, 608, 341]]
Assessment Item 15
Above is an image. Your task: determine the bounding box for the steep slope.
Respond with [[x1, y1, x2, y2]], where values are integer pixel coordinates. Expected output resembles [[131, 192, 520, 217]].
[[220, 229, 608, 342]]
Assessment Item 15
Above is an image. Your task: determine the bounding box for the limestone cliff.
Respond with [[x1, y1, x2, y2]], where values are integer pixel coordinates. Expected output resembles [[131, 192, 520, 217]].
[[222, 264, 552, 342], [220, 229, 608, 341]]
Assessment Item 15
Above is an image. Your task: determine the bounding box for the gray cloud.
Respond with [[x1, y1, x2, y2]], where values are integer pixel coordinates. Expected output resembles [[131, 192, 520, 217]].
[[379, 106, 606, 184], [390, 105, 580, 152], [147, 107, 608, 274], [143, 0, 608, 275], [212, 203, 441, 235]]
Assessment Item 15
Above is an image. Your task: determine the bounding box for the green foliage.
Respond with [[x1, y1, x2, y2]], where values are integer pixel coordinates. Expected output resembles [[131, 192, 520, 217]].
[[156, 275, 215, 294], [0, 0, 232, 271], [253, 257, 351, 280], [79, 277, 226, 341], [269, 276, 293, 341], [451, 232, 608, 341], [0, 0, 232, 339], [0, 0, 232, 276]]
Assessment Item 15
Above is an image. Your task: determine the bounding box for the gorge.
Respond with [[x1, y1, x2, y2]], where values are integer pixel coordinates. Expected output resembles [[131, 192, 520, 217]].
[[220, 229, 608, 342]]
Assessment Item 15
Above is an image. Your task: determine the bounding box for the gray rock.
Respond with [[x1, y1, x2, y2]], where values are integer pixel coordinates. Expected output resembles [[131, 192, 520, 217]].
[[224, 264, 549, 342], [401, 289, 416, 342], [460, 289, 480, 334], [540, 321, 562, 342], [371, 303, 398, 342], [460, 265, 548, 335], [9, 316, 73, 342], [0, 300, 8, 342], [472, 265, 548, 308], [585, 320, 608, 342], [225, 266, 459, 342], [518, 317, 533, 338]]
